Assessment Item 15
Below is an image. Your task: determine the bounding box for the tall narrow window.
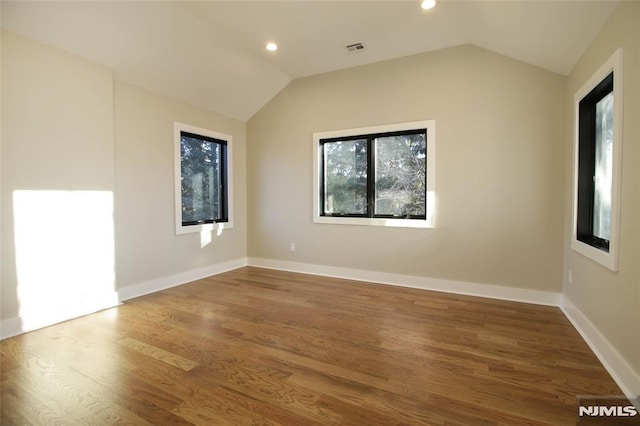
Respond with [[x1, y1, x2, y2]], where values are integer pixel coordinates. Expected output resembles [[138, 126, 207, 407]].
[[174, 122, 233, 235], [576, 72, 613, 252], [572, 49, 622, 271], [592, 91, 614, 242], [180, 132, 227, 226]]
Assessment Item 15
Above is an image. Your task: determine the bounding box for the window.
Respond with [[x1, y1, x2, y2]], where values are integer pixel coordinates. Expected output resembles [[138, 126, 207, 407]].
[[572, 49, 622, 271], [174, 122, 233, 234], [313, 120, 435, 228], [576, 73, 613, 252]]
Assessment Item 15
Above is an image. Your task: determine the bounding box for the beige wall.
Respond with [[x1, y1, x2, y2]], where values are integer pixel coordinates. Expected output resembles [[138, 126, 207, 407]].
[[247, 44, 566, 292], [1, 31, 114, 322], [114, 81, 247, 288], [1, 32, 247, 329], [563, 2, 640, 378]]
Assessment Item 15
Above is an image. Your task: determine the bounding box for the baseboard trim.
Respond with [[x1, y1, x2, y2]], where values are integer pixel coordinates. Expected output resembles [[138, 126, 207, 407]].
[[0, 257, 248, 340], [116, 257, 248, 302], [0, 317, 26, 340], [561, 297, 640, 403], [5, 256, 636, 406], [0, 293, 120, 340], [248, 258, 640, 402], [247, 257, 561, 306]]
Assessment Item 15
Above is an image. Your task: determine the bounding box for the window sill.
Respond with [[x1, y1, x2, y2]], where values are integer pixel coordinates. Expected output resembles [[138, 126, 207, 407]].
[[571, 238, 617, 272], [314, 216, 434, 229], [176, 221, 234, 235]]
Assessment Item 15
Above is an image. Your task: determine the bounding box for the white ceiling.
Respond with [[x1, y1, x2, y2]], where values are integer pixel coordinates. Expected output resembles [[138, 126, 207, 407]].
[[1, 1, 620, 122]]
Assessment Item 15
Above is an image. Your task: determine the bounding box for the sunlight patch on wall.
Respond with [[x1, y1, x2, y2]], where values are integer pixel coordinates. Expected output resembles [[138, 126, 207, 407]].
[[12, 190, 119, 332], [200, 223, 224, 248]]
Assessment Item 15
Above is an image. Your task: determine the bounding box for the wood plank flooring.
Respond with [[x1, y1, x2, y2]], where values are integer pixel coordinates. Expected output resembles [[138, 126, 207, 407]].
[[0, 267, 626, 425]]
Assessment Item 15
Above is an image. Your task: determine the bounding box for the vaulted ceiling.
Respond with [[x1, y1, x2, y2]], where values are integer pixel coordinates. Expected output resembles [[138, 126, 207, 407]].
[[1, 1, 620, 122]]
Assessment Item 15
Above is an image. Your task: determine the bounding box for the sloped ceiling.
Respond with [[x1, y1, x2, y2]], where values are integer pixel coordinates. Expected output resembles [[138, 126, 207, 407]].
[[1, 1, 619, 122]]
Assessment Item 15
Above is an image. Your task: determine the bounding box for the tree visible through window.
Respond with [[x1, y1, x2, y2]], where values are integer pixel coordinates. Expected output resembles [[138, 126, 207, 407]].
[[321, 129, 427, 219], [323, 139, 368, 215], [571, 48, 621, 271], [374, 133, 426, 217], [576, 72, 613, 252], [180, 131, 228, 226], [592, 91, 613, 242]]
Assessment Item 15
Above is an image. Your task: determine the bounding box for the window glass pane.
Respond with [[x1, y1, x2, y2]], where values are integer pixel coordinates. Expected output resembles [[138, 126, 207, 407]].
[[181, 134, 221, 224], [323, 140, 368, 214], [374, 133, 426, 216], [593, 92, 613, 240]]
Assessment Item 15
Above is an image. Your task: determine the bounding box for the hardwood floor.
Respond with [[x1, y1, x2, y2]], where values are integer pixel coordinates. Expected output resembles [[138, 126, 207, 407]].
[[1, 267, 626, 425]]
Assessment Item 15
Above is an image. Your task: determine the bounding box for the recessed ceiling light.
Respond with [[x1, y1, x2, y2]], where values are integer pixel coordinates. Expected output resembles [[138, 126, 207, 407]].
[[421, 0, 436, 10], [266, 42, 278, 52]]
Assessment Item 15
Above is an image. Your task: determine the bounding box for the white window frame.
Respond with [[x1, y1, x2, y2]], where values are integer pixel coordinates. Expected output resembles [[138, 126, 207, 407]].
[[174, 122, 234, 235], [571, 48, 623, 271], [313, 120, 436, 229]]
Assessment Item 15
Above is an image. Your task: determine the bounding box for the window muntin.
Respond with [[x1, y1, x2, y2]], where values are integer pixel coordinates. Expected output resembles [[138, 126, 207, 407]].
[[174, 122, 233, 235], [320, 129, 427, 220], [180, 131, 227, 226]]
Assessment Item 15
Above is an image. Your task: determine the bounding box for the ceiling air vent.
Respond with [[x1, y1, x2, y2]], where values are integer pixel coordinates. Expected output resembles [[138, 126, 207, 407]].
[[345, 42, 366, 54]]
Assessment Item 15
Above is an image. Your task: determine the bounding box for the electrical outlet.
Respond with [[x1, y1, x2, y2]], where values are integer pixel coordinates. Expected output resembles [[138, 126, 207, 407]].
[[290, 242, 296, 252]]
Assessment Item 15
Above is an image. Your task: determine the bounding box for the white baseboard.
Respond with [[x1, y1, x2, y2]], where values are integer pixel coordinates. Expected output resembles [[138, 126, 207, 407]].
[[247, 257, 562, 306], [561, 297, 640, 403], [0, 292, 120, 340], [0, 317, 26, 340], [5, 255, 636, 407], [249, 258, 640, 403], [0, 257, 248, 340], [116, 257, 248, 301]]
